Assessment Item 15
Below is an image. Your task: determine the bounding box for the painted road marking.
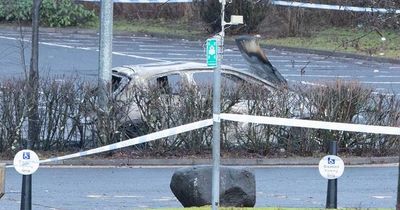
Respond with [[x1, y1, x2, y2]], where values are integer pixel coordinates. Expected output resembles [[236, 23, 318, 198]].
[[0, 35, 168, 62]]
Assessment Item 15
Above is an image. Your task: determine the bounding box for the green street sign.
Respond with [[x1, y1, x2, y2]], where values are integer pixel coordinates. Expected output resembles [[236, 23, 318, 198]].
[[206, 38, 218, 67]]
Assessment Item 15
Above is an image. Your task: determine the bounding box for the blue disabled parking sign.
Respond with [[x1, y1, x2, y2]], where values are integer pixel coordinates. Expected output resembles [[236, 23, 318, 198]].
[[13, 149, 40, 175], [23, 151, 30, 160], [318, 155, 345, 179]]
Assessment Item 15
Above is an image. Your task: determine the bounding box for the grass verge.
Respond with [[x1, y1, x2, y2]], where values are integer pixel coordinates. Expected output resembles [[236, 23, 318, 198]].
[[264, 27, 400, 59], [84, 19, 206, 39], [6, 19, 399, 59], [86, 19, 400, 59]]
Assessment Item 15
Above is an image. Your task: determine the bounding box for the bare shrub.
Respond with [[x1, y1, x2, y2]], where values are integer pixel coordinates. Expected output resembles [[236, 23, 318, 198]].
[[290, 81, 400, 156], [357, 92, 400, 155], [0, 76, 398, 157], [39, 78, 82, 150], [126, 80, 242, 155], [231, 83, 285, 155], [299, 81, 373, 152], [0, 79, 26, 155]]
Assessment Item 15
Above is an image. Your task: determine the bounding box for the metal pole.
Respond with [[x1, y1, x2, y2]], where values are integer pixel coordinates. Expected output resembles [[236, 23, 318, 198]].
[[21, 0, 42, 208], [98, 0, 114, 109], [0, 163, 4, 199], [326, 141, 338, 209], [20, 176, 31, 210], [211, 1, 226, 209], [396, 150, 400, 210]]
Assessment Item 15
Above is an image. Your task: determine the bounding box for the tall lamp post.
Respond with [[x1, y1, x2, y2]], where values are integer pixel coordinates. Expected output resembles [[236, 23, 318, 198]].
[[210, 1, 243, 209], [397, 152, 400, 210], [98, 0, 113, 110]]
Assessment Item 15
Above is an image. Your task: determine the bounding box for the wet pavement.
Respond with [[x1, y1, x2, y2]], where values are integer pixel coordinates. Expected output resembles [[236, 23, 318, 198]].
[[1, 27, 400, 94], [0, 166, 397, 209]]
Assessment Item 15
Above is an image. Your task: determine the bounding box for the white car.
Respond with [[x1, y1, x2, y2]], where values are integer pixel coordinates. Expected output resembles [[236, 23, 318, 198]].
[[110, 36, 287, 137]]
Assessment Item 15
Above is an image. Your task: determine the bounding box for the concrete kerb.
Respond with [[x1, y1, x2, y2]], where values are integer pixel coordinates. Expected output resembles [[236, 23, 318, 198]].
[[0, 156, 398, 167]]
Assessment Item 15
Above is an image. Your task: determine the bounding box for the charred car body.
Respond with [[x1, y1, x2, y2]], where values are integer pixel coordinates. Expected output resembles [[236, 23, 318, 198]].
[[111, 36, 287, 137]]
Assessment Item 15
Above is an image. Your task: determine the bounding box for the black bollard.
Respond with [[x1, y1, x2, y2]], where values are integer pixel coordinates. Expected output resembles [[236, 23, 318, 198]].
[[20, 175, 32, 210], [326, 141, 338, 209]]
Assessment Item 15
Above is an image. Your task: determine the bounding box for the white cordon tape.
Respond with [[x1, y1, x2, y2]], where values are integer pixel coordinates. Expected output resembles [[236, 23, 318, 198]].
[[271, 0, 400, 14], [220, 113, 400, 136], [77, 0, 400, 14], [77, 0, 192, 3], [213, 114, 221, 123], [6, 119, 212, 168], [5, 114, 400, 168]]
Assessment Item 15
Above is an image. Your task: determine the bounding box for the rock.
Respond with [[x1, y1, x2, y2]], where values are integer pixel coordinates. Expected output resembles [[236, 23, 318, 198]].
[[170, 165, 255, 207]]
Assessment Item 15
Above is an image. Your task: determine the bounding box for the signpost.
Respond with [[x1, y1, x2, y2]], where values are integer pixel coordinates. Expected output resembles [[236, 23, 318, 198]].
[[208, 0, 243, 209], [318, 155, 345, 180], [206, 38, 218, 67], [319, 141, 344, 209], [15, 149, 40, 210], [14, 150, 40, 176]]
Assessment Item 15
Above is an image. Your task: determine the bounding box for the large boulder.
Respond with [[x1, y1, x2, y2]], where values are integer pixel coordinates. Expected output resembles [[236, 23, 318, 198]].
[[170, 165, 255, 207]]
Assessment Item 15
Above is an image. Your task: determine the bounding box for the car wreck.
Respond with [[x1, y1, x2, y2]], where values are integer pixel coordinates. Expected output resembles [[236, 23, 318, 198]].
[[112, 36, 286, 94], [110, 36, 288, 139]]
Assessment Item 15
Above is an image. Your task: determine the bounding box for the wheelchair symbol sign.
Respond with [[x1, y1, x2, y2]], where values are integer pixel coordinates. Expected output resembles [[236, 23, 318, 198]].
[[13, 150, 40, 175]]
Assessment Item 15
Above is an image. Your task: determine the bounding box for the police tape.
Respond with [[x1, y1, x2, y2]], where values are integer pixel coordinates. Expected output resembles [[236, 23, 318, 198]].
[[271, 0, 400, 14], [6, 119, 212, 168], [76, 0, 400, 14], [77, 0, 192, 3], [220, 113, 400, 135], [6, 113, 400, 168]]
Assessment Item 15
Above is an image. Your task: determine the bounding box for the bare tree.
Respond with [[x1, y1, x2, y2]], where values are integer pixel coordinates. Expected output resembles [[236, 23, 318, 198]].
[[27, 0, 42, 149]]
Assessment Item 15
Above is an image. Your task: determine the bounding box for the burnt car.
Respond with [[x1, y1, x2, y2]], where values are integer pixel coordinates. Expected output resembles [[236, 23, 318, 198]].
[[111, 36, 287, 137], [112, 36, 287, 101]]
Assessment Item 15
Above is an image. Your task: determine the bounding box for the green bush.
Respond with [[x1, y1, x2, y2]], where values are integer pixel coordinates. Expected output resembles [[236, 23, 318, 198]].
[[0, 0, 32, 21], [0, 0, 95, 27]]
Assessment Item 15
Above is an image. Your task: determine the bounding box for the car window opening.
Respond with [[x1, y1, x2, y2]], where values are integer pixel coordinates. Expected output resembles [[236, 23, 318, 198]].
[[157, 76, 170, 93], [112, 74, 131, 96], [112, 75, 122, 92], [151, 74, 182, 94]]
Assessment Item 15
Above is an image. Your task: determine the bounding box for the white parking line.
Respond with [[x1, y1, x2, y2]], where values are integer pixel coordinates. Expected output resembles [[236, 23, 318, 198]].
[[138, 48, 201, 52], [118, 51, 163, 55], [112, 51, 168, 62], [284, 74, 353, 78], [0, 35, 169, 62], [361, 81, 400, 84], [282, 64, 348, 68], [161, 57, 202, 61], [113, 195, 144, 198], [375, 75, 400, 78], [168, 53, 187, 56], [139, 44, 178, 48], [372, 195, 392, 199]]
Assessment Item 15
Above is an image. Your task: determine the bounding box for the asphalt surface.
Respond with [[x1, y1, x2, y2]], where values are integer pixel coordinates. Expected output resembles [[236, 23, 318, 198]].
[[1, 27, 400, 94], [0, 27, 399, 209], [0, 166, 398, 209]]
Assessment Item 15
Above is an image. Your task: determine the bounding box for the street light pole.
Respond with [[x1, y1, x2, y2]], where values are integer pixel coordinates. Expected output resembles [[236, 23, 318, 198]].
[[211, 0, 226, 209], [211, 1, 244, 209], [397, 151, 400, 210], [98, 0, 113, 110]]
